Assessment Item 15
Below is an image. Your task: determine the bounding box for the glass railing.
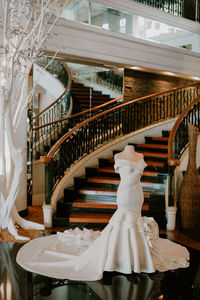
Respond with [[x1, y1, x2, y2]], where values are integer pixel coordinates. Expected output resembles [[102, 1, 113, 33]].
[[68, 62, 123, 94], [62, 0, 200, 55]]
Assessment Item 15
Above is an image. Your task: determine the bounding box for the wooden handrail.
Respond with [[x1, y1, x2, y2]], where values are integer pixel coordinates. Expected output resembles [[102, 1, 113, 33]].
[[34, 81, 199, 128], [33, 62, 72, 120], [41, 82, 200, 162], [33, 96, 123, 131], [168, 94, 200, 166]]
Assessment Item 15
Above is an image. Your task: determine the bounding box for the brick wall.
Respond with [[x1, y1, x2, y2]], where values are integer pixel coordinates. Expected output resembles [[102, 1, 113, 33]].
[[124, 69, 195, 101]]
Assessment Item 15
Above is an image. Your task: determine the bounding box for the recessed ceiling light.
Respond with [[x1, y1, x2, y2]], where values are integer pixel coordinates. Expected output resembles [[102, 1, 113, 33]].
[[130, 66, 140, 70], [164, 71, 174, 76]]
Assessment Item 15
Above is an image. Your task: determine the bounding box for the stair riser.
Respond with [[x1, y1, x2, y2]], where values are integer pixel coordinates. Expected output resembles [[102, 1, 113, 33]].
[[77, 193, 165, 202], [145, 137, 168, 145], [135, 147, 168, 154], [77, 180, 166, 193]]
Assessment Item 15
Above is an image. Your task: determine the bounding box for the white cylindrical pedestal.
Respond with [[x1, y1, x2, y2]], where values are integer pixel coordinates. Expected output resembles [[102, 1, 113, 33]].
[[43, 204, 52, 228], [166, 207, 177, 231]]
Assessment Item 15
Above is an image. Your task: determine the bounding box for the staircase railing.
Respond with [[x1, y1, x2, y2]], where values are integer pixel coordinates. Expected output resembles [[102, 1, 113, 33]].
[[70, 64, 123, 94], [32, 62, 72, 158], [33, 62, 72, 128], [32, 96, 123, 158], [167, 95, 200, 206], [40, 82, 200, 204]]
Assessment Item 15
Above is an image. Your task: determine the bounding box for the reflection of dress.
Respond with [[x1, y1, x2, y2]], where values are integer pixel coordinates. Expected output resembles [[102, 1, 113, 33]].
[[17, 159, 189, 281]]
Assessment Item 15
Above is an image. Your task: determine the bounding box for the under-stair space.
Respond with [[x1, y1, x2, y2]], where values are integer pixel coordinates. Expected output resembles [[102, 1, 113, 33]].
[[53, 130, 169, 229], [71, 81, 114, 113]]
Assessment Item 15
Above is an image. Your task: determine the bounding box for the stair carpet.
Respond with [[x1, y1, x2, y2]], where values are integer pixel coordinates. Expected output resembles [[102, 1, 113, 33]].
[[53, 131, 169, 229], [71, 82, 114, 112]]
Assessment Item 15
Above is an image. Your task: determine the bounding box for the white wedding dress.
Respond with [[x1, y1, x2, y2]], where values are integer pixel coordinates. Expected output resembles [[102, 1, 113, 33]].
[[16, 159, 189, 281]]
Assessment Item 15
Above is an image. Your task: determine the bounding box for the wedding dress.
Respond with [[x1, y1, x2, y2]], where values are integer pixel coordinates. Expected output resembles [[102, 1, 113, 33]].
[[16, 158, 189, 281]]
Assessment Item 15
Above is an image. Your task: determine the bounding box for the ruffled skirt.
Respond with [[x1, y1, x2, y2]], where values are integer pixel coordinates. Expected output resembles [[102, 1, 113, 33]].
[[16, 209, 189, 281]]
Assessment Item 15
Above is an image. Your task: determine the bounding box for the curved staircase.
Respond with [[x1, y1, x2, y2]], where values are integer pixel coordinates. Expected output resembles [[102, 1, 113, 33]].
[[53, 130, 169, 228], [71, 81, 114, 112], [39, 81, 200, 230]]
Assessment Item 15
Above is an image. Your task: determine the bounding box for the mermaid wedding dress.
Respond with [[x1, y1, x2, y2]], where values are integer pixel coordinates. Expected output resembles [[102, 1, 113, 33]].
[[17, 155, 189, 281]]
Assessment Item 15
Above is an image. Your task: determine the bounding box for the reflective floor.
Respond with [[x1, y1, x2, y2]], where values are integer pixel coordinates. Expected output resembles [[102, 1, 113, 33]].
[[0, 234, 200, 300]]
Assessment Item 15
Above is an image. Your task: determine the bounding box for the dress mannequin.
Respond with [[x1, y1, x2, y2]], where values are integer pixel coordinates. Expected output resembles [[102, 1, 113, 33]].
[[114, 145, 143, 162], [16, 146, 189, 281]]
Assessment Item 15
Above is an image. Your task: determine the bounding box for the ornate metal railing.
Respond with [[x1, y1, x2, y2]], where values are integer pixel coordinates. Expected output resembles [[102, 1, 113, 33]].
[[40, 82, 200, 204], [133, 0, 200, 22], [32, 62, 72, 158], [33, 63, 72, 129], [168, 95, 200, 206], [32, 96, 123, 158]]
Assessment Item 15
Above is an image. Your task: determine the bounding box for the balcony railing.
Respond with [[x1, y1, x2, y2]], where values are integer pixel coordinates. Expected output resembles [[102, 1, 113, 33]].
[[63, 0, 200, 55], [133, 0, 199, 22]]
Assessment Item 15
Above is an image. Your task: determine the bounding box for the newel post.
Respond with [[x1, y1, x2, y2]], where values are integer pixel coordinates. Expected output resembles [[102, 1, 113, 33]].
[[40, 156, 54, 228], [167, 158, 180, 230]]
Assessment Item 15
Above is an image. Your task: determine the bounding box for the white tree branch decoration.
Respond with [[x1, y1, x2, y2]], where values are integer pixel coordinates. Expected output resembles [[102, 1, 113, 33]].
[[0, 0, 70, 240]]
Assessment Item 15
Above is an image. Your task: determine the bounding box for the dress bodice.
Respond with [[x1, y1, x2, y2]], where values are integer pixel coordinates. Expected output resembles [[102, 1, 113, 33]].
[[114, 159, 147, 212], [114, 158, 146, 171]]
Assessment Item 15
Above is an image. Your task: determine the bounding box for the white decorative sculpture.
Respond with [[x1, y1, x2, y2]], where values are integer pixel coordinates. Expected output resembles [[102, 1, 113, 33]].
[[0, 0, 70, 240], [17, 145, 189, 280]]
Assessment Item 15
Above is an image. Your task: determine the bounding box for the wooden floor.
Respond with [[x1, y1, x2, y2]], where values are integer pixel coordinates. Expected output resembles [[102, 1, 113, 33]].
[[1, 206, 200, 251]]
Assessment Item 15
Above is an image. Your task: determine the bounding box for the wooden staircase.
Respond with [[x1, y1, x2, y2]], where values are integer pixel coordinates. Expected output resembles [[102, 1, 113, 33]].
[[53, 130, 169, 229], [71, 81, 114, 112]]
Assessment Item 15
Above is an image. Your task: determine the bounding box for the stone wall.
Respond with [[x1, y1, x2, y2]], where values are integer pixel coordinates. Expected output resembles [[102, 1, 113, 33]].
[[124, 69, 195, 101]]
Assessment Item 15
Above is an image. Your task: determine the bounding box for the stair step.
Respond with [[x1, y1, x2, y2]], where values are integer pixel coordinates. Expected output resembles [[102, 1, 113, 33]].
[[145, 137, 169, 145], [96, 165, 164, 175], [79, 187, 117, 196], [71, 90, 102, 96], [97, 167, 115, 173], [73, 199, 149, 211], [86, 176, 165, 188], [162, 130, 170, 137], [78, 187, 151, 199], [141, 152, 168, 158], [69, 212, 112, 223], [73, 199, 117, 209], [136, 144, 168, 149], [74, 95, 111, 100], [87, 176, 119, 184], [145, 161, 165, 167], [99, 159, 166, 168]]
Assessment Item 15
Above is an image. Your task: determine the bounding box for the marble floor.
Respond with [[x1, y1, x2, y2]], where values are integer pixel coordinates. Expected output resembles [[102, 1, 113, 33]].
[[0, 206, 200, 300]]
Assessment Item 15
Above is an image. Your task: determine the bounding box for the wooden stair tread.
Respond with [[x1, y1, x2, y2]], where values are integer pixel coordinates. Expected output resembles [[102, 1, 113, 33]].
[[97, 167, 115, 173], [143, 171, 158, 176], [73, 199, 149, 211], [87, 177, 120, 184], [145, 161, 165, 167], [78, 187, 117, 196], [102, 160, 165, 168], [97, 167, 159, 176], [69, 212, 112, 223], [73, 199, 117, 209], [151, 137, 169, 141], [140, 152, 168, 158], [78, 187, 151, 198], [87, 176, 155, 187]]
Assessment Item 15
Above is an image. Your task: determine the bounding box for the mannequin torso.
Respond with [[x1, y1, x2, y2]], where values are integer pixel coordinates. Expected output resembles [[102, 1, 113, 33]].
[[114, 145, 143, 162]]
